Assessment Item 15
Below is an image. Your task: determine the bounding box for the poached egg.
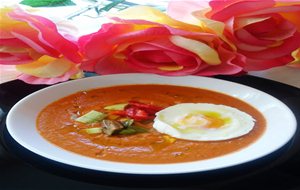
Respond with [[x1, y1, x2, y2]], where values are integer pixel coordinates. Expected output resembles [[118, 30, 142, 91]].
[[153, 103, 255, 141]]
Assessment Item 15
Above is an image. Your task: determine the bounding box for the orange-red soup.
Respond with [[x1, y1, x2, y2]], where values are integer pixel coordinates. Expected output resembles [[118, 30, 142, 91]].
[[37, 85, 266, 164]]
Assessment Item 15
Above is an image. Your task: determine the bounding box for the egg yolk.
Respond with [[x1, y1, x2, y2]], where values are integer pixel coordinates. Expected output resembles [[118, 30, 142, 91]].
[[177, 111, 230, 129]]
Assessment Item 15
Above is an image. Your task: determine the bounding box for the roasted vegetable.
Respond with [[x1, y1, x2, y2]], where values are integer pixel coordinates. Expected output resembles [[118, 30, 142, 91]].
[[101, 119, 124, 135], [119, 118, 134, 127]]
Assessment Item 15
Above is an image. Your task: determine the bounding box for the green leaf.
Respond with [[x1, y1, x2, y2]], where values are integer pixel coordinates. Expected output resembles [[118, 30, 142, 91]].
[[20, 0, 76, 7], [118, 125, 148, 135], [118, 128, 136, 135], [97, 0, 125, 12], [131, 125, 148, 133]]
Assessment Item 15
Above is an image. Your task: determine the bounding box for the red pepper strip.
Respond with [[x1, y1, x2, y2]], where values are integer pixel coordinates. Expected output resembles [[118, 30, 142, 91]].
[[125, 107, 152, 121], [110, 107, 152, 121], [109, 101, 162, 121], [109, 110, 127, 116], [128, 101, 163, 114]]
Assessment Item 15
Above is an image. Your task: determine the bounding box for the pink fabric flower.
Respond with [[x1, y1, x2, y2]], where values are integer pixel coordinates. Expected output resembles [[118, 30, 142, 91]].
[[0, 7, 82, 84], [79, 6, 245, 76], [168, 0, 300, 71]]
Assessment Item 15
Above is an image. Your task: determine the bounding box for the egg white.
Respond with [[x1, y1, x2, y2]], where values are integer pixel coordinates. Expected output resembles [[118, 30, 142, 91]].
[[153, 103, 255, 141]]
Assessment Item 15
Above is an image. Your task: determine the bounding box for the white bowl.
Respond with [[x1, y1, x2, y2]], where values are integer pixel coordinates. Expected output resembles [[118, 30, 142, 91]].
[[6, 74, 297, 174]]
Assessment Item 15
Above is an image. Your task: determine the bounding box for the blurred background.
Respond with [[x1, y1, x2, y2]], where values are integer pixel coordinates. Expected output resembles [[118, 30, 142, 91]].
[[0, 0, 299, 88]]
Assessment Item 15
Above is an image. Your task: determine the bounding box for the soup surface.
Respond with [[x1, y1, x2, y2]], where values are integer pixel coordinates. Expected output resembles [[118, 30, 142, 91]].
[[37, 84, 266, 164]]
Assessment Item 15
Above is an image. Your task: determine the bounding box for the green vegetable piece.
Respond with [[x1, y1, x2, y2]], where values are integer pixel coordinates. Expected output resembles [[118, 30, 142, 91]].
[[131, 125, 148, 133], [75, 110, 106, 124], [20, 0, 75, 7], [118, 128, 136, 135], [104, 103, 128, 110], [84, 127, 102, 134], [118, 125, 148, 135]]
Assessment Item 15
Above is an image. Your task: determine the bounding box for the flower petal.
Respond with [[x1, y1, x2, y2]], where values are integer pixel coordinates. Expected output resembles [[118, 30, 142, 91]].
[[111, 6, 201, 32], [239, 32, 300, 59], [208, 0, 275, 21], [235, 29, 274, 46], [79, 23, 135, 59], [17, 64, 80, 84], [158, 65, 184, 71], [170, 35, 221, 65], [244, 55, 294, 70], [16, 55, 72, 78], [288, 48, 300, 67], [0, 52, 33, 65], [8, 8, 81, 63], [167, 0, 209, 25], [241, 4, 300, 17], [94, 56, 136, 75], [235, 16, 270, 30]]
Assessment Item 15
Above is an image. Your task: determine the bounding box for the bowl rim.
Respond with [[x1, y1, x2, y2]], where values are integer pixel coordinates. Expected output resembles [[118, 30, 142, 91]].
[[6, 74, 297, 174]]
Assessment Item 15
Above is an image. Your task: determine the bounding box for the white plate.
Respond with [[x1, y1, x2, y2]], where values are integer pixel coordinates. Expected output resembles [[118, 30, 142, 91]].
[[6, 74, 297, 175]]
